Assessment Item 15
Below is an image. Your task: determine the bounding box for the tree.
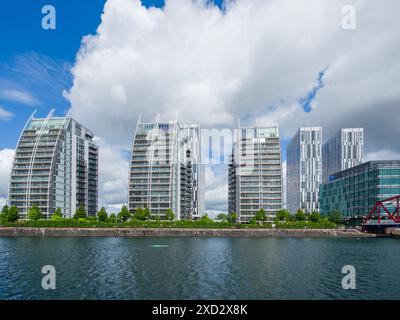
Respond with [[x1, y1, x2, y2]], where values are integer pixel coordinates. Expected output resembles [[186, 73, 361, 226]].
[[255, 208, 266, 221], [276, 209, 290, 221], [328, 211, 343, 225], [118, 205, 131, 222], [74, 206, 87, 220], [134, 207, 150, 221], [200, 213, 213, 224], [50, 208, 63, 221], [1, 205, 9, 215], [295, 209, 306, 221], [228, 212, 237, 224], [28, 204, 42, 221], [216, 213, 227, 221], [97, 207, 108, 222], [7, 206, 19, 222], [0, 205, 9, 224], [310, 211, 321, 223], [165, 208, 175, 221], [109, 213, 117, 223]]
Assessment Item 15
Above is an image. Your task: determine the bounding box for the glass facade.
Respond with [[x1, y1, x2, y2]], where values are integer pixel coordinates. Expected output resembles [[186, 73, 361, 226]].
[[322, 128, 363, 183], [128, 119, 204, 220], [228, 124, 283, 223], [320, 161, 400, 217], [8, 113, 98, 218], [287, 127, 322, 213]]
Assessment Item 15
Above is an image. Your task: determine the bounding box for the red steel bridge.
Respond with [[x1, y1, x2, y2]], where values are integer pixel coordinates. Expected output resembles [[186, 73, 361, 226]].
[[362, 195, 400, 233]]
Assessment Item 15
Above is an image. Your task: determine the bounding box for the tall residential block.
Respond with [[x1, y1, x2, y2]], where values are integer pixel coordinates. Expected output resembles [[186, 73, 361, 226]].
[[320, 161, 400, 217], [287, 127, 322, 213], [228, 123, 283, 223], [322, 128, 364, 183], [128, 118, 204, 220], [8, 111, 98, 218]]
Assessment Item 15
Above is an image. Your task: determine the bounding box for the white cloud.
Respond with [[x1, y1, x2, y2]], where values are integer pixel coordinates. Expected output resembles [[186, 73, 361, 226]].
[[0, 89, 39, 106], [205, 165, 228, 211], [365, 150, 400, 162], [95, 138, 129, 212], [64, 0, 400, 211], [0, 107, 14, 121], [0, 149, 14, 206]]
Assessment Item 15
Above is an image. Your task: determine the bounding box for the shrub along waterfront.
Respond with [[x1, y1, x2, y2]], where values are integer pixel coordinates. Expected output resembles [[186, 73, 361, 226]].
[[0, 205, 341, 229]]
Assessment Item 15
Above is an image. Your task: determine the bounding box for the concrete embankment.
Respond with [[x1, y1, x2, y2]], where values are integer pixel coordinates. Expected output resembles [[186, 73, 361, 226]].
[[385, 228, 400, 237], [0, 227, 375, 238]]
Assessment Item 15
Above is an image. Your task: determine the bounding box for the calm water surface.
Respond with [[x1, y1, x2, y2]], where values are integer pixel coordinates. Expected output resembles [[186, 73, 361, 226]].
[[0, 237, 399, 300]]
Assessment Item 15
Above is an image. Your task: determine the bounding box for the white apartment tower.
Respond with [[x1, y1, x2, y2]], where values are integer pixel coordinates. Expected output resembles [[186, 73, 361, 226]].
[[8, 110, 98, 218], [228, 123, 283, 223], [287, 127, 322, 213], [128, 117, 204, 220], [322, 128, 364, 183]]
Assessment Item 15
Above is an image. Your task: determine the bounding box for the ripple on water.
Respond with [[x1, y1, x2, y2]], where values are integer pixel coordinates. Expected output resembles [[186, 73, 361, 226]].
[[0, 237, 400, 300]]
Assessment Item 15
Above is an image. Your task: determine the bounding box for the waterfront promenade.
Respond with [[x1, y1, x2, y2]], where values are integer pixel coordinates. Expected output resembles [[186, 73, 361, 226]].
[[0, 227, 375, 238]]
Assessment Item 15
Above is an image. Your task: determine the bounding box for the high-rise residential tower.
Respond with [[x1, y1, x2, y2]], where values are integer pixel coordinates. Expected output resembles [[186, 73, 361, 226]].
[[128, 117, 204, 220], [322, 128, 364, 183], [287, 127, 322, 213], [228, 123, 283, 223], [8, 110, 98, 219]]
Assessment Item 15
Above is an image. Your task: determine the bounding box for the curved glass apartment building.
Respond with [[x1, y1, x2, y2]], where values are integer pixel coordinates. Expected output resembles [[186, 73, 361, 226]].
[[128, 117, 204, 220], [228, 124, 283, 223], [8, 111, 98, 219]]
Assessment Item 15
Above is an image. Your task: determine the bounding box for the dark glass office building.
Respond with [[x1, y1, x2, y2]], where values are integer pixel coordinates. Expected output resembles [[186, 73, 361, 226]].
[[320, 161, 400, 217]]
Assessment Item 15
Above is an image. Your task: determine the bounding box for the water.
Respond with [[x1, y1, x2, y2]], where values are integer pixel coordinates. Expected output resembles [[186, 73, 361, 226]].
[[0, 237, 400, 300]]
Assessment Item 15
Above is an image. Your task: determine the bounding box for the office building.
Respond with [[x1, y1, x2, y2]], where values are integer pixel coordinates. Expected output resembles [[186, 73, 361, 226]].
[[128, 117, 204, 220], [322, 128, 363, 183], [287, 127, 322, 213], [320, 161, 400, 217], [228, 123, 283, 223], [8, 110, 98, 218]]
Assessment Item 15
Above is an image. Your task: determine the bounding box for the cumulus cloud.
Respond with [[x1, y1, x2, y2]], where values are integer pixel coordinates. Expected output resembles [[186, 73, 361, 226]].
[[205, 165, 228, 212], [65, 0, 400, 211], [95, 139, 129, 213], [0, 149, 14, 207]]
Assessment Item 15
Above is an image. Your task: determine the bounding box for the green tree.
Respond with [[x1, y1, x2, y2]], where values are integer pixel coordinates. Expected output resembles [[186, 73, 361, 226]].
[[51, 208, 63, 221], [228, 212, 237, 223], [295, 209, 306, 221], [165, 208, 175, 221], [276, 209, 290, 221], [74, 206, 87, 220], [0, 205, 9, 224], [328, 211, 343, 225], [109, 213, 117, 223], [255, 208, 266, 221], [216, 213, 227, 221], [199, 213, 213, 224], [310, 211, 321, 223], [134, 207, 150, 221], [118, 205, 131, 222], [7, 206, 19, 222], [97, 207, 108, 222], [28, 204, 42, 221]]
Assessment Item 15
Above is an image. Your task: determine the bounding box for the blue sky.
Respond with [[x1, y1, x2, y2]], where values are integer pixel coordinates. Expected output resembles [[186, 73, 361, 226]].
[[0, 0, 228, 150]]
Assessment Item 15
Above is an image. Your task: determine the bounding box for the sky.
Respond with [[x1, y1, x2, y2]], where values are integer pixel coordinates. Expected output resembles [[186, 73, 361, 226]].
[[0, 0, 400, 214]]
